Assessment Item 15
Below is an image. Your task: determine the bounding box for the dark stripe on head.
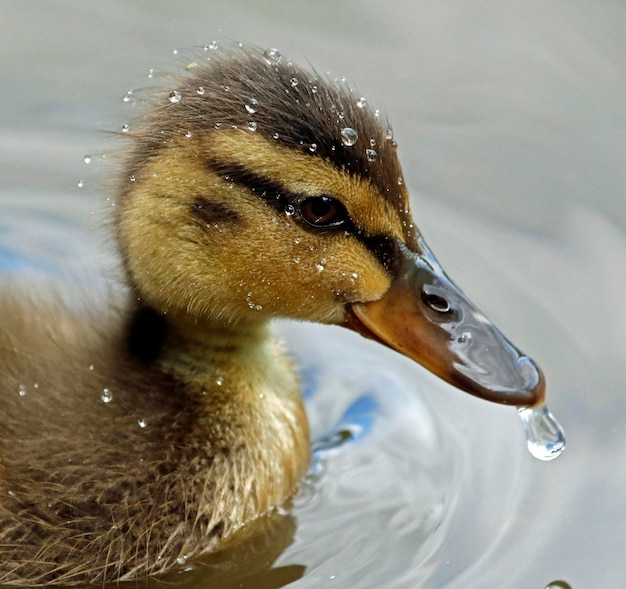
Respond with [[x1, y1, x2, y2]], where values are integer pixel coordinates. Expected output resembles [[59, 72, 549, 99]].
[[207, 159, 400, 272], [191, 197, 241, 227]]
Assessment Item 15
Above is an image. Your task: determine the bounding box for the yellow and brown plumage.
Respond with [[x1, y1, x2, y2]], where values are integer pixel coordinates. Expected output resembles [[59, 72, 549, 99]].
[[0, 46, 545, 584]]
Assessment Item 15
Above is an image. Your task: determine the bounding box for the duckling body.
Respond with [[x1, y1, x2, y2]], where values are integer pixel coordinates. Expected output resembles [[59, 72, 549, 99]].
[[0, 293, 307, 583], [0, 45, 547, 584]]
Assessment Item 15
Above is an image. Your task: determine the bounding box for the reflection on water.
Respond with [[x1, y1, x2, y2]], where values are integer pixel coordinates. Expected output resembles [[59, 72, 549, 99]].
[[2, 1, 626, 588]]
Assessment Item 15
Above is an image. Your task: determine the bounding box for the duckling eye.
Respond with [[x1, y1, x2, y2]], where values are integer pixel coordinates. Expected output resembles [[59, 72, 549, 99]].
[[299, 196, 348, 228]]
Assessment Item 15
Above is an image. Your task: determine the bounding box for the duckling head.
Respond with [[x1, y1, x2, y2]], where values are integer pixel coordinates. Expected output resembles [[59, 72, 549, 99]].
[[116, 46, 544, 407]]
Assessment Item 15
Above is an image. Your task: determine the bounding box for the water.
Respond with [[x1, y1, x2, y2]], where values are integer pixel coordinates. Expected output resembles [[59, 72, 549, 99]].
[[518, 405, 566, 462], [1, 1, 626, 588]]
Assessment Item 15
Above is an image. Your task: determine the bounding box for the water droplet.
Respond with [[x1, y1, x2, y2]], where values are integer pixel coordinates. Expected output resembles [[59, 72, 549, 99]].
[[197, 86, 205, 95], [137, 418, 148, 428], [385, 128, 394, 141], [273, 132, 280, 140], [356, 96, 367, 108], [33, 382, 39, 389], [351, 272, 359, 279], [206, 41, 219, 50], [398, 176, 404, 185], [285, 204, 295, 216], [88, 364, 95, 371], [311, 85, 318, 94], [101, 389, 113, 404], [176, 555, 187, 565], [122, 90, 133, 103], [77, 179, 84, 188], [121, 124, 130, 133], [308, 143, 318, 153], [263, 48, 282, 64], [245, 98, 259, 114], [290, 77, 299, 87], [184, 131, 192, 138], [216, 376, 224, 386], [341, 127, 358, 146], [518, 405, 566, 461], [18, 384, 27, 397], [369, 138, 377, 147], [83, 155, 91, 164], [147, 68, 154, 79], [365, 148, 377, 162], [316, 263, 325, 272], [172, 48, 179, 55], [168, 90, 181, 104], [247, 121, 257, 132], [293, 257, 301, 264], [457, 331, 472, 344]]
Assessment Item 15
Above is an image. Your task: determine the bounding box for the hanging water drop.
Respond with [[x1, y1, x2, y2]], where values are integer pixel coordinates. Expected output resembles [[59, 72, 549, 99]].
[[168, 91, 182, 104], [518, 405, 566, 461], [341, 127, 358, 146], [206, 41, 219, 50], [83, 155, 92, 164], [122, 90, 133, 103], [121, 124, 130, 133], [365, 148, 377, 162], [77, 179, 84, 188]]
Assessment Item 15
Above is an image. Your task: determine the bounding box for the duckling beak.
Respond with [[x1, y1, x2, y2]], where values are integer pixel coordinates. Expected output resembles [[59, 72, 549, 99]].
[[345, 238, 545, 407]]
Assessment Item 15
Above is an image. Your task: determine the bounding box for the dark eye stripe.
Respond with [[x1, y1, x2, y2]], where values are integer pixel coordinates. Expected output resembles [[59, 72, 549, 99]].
[[205, 159, 399, 272]]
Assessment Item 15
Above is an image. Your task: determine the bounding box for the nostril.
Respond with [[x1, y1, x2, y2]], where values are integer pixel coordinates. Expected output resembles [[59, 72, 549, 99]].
[[421, 289, 451, 313]]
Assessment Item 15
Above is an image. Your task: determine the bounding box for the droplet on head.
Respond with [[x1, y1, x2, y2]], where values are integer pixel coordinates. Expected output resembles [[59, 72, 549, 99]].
[[101, 388, 113, 404], [245, 98, 258, 114], [122, 90, 133, 103], [308, 143, 318, 153], [365, 148, 377, 162], [341, 127, 358, 146], [197, 86, 205, 95], [83, 155, 91, 164], [121, 124, 130, 133], [290, 77, 299, 88], [137, 418, 148, 428], [518, 405, 566, 461], [168, 90, 182, 104], [205, 41, 219, 50], [356, 97, 367, 108], [247, 121, 257, 132], [263, 48, 282, 64]]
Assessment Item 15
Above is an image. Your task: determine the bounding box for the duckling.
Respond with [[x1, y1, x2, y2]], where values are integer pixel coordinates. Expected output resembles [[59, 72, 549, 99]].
[[0, 45, 546, 585]]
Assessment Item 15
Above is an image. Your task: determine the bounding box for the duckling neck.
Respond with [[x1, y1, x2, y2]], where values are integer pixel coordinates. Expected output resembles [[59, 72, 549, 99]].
[[125, 304, 310, 529]]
